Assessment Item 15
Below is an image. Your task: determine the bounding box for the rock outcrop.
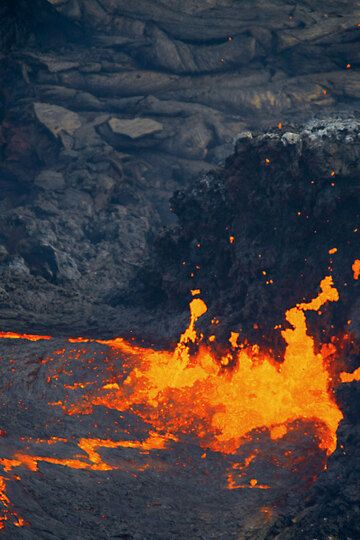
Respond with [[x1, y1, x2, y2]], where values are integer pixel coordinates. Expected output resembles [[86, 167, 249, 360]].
[[134, 118, 359, 345], [0, 0, 359, 333]]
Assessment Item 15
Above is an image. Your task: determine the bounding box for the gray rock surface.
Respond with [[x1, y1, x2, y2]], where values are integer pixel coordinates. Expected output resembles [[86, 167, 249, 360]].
[[34, 102, 82, 137], [108, 117, 164, 139], [34, 170, 65, 190]]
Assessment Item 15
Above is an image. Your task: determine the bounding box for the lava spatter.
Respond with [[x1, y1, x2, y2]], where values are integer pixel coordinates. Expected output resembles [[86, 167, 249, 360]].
[[352, 259, 360, 280]]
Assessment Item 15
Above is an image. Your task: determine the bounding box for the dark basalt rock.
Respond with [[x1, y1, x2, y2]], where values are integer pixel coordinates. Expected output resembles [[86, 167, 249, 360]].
[[0, 0, 359, 335], [0, 0, 83, 50], [136, 117, 360, 348]]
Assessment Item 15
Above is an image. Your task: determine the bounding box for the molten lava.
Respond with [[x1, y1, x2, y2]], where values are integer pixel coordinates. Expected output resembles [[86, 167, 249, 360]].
[[0, 332, 51, 342], [0, 271, 359, 530], [54, 276, 342, 457], [0, 476, 27, 530]]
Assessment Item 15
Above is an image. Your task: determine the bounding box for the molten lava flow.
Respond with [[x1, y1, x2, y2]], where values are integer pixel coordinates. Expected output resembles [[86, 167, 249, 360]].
[[0, 432, 175, 474], [0, 331, 51, 341], [227, 475, 270, 490], [0, 477, 9, 529], [225, 450, 271, 490], [50, 275, 344, 457], [0, 271, 359, 531]]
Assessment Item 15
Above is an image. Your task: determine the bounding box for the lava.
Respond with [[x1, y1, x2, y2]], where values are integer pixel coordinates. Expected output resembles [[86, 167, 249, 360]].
[[0, 332, 51, 342], [0, 272, 359, 530], [0, 476, 27, 530], [55, 276, 343, 456], [227, 475, 270, 490], [340, 367, 360, 383], [0, 432, 175, 474], [0, 478, 9, 530]]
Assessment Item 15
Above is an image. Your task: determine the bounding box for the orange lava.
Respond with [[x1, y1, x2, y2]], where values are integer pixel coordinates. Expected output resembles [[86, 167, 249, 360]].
[[227, 475, 270, 490], [0, 432, 175, 474], [50, 275, 344, 458], [0, 477, 9, 529], [0, 331, 51, 342], [0, 476, 27, 529], [225, 450, 263, 490], [340, 367, 360, 383], [0, 270, 358, 525], [229, 332, 240, 348]]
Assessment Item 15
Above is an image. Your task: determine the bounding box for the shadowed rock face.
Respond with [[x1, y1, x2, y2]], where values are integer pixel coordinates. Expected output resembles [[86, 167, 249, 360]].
[[139, 118, 360, 345], [0, 0, 82, 50]]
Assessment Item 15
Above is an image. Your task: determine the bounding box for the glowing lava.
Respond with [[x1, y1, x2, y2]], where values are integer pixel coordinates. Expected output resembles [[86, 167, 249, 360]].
[[0, 332, 51, 342], [0, 476, 27, 530], [0, 271, 359, 529], [52, 276, 343, 456], [0, 432, 175, 473], [340, 367, 360, 383]]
